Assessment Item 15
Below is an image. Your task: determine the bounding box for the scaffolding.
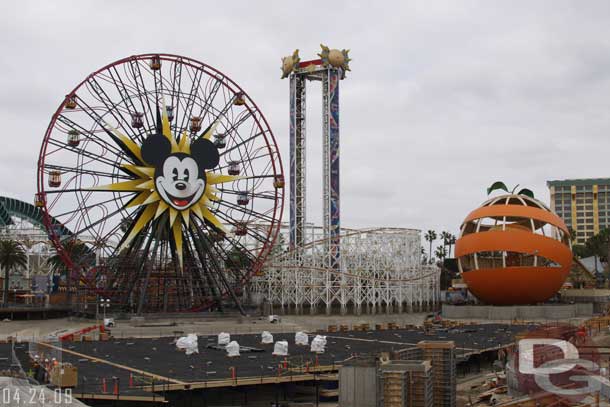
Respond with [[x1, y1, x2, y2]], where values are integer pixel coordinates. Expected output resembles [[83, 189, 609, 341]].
[[379, 361, 434, 407], [417, 341, 456, 407], [251, 225, 440, 315]]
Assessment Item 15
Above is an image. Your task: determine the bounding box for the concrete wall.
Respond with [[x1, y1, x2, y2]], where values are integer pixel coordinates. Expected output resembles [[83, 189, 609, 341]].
[[339, 365, 378, 407], [441, 303, 593, 320]]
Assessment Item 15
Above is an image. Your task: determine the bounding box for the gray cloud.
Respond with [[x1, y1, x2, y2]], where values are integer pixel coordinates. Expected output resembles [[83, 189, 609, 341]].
[[1, 0, 610, 247]]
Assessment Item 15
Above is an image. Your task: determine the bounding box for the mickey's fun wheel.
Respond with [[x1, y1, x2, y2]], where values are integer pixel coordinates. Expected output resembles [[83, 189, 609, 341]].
[[37, 54, 284, 313]]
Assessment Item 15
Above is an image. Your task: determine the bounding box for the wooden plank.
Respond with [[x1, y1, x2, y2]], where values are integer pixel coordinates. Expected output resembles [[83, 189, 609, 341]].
[[139, 372, 339, 392], [75, 393, 167, 402], [36, 342, 186, 385]]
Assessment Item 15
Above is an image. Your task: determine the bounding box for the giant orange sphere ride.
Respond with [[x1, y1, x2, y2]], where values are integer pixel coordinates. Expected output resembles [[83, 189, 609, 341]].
[[455, 183, 572, 305]]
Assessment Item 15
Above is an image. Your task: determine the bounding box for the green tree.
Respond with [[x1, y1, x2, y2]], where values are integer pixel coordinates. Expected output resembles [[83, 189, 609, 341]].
[[47, 240, 93, 305], [434, 245, 447, 267], [448, 234, 457, 257], [572, 244, 589, 259], [420, 246, 428, 265], [567, 227, 578, 244], [424, 230, 437, 265], [584, 229, 610, 262], [225, 246, 252, 271], [440, 231, 457, 258], [0, 240, 27, 307], [435, 245, 451, 289]]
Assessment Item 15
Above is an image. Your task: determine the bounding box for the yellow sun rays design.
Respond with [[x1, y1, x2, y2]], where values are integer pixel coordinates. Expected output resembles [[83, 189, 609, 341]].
[[94, 105, 238, 269]]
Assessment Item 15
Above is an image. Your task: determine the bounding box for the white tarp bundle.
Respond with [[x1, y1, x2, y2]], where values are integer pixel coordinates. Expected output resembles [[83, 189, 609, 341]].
[[218, 332, 230, 345], [176, 333, 199, 355], [295, 331, 309, 345], [226, 340, 240, 357], [273, 340, 289, 356], [261, 331, 274, 344], [311, 335, 327, 353]]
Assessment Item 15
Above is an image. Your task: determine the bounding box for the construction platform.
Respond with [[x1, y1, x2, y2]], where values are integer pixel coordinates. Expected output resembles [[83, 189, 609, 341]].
[[0, 323, 535, 403], [442, 303, 593, 320], [0, 305, 71, 321]]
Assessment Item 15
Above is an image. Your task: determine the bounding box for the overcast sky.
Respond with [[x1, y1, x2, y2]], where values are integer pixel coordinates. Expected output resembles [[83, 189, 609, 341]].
[[2, 0, 610, 246]]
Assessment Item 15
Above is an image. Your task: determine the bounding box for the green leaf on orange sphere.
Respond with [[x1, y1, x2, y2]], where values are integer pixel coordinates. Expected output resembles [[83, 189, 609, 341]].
[[487, 181, 509, 195], [518, 188, 535, 199]]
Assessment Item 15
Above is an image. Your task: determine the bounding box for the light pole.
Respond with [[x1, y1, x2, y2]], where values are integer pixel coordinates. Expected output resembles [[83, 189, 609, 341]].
[[100, 298, 110, 321]]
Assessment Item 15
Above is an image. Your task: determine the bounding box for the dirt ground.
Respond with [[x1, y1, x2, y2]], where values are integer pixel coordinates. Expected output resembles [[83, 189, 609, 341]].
[[0, 312, 431, 341]]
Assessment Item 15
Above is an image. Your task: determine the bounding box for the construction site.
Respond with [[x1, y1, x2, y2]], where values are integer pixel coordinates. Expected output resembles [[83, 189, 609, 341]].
[[1, 44, 610, 407], [5, 315, 610, 407]]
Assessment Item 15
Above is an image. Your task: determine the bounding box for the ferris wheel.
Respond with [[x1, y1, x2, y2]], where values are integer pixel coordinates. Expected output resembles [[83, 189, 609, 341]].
[[36, 53, 284, 313]]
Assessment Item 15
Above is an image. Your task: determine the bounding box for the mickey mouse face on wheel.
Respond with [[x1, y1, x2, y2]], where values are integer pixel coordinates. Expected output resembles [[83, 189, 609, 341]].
[[141, 133, 220, 211]]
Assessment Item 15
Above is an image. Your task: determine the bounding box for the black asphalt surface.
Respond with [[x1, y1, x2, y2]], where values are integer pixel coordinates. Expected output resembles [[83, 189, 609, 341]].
[[325, 323, 534, 350], [0, 323, 536, 396]]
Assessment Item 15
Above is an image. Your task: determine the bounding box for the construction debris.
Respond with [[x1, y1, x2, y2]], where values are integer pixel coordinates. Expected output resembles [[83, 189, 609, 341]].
[[261, 331, 274, 344], [311, 335, 327, 353], [273, 340, 288, 356], [218, 332, 230, 346], [295, 331, 309, 346], [176, 334, 199, 355], [226, 341, 240, 357]]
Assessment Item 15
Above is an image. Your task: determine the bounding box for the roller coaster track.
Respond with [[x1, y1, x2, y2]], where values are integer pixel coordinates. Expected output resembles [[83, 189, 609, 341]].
[[0, 196, 72, 237], [263, 227, 438, 283]]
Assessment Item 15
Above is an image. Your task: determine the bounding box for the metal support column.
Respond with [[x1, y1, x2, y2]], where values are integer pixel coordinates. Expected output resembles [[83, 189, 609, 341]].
[[289, 74, 307, 250], [322, 68, 342, 314]]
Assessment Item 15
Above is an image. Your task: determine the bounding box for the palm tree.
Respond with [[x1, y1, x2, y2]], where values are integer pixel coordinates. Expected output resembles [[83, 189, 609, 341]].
[[47, 240, 93, 305], [424, 230, 437, 264], [420, 246, 428, 265], [447, 234, 457, 257], [435, 244, 452, 289], [0, 240, 27, 307], [440, 231, 451, 257], [434, 245, 447, 267]]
